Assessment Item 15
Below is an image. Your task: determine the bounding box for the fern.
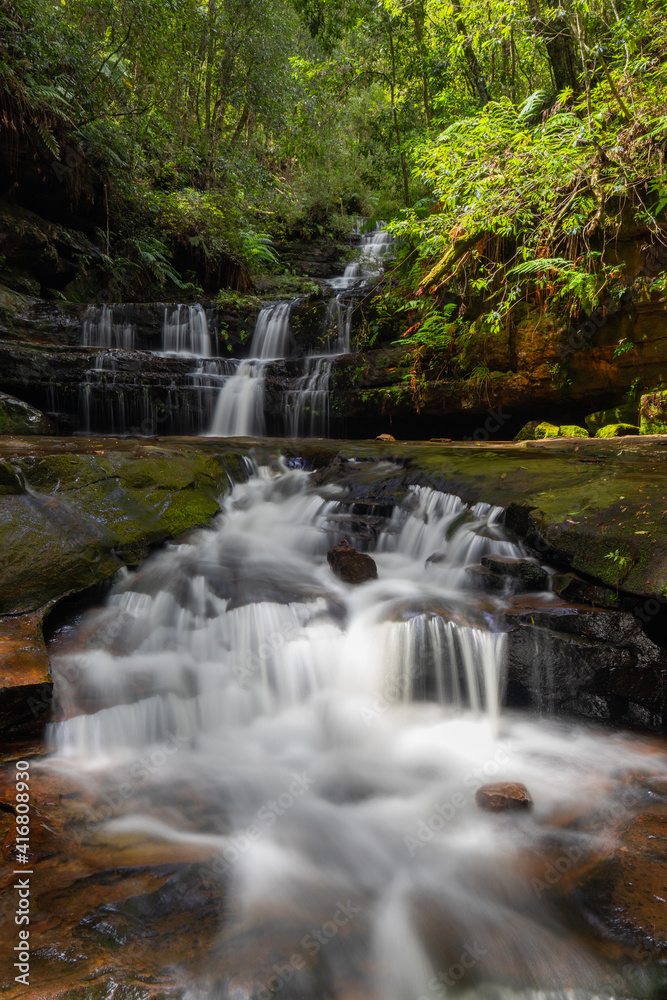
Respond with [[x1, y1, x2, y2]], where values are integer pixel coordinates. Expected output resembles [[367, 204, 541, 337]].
[[507, 258, 574, 277], [35, 122, 59, 159]]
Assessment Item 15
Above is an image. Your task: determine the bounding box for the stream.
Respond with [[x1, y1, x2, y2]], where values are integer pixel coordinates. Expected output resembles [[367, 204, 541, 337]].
[[34, 456, 667, 999]]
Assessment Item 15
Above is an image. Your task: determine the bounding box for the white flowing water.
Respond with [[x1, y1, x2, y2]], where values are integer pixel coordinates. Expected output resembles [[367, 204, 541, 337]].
[[208, 301, 294, 437], [82, 304, 136, 349], [46, 463, 667, 999], [162, 303, 212, 356]]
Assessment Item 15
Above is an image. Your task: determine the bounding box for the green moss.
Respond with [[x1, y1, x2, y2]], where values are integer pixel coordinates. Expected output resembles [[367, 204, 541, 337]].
[[514, 421, 542, 442], [0, 445, 239, 614], [595, 423, 640, 438], [534, 422, 560, 439], [0, 392, 55, 435], [585, 404, 638, 434], [639, 390, 667, 435], [558, 425, 589, 438]]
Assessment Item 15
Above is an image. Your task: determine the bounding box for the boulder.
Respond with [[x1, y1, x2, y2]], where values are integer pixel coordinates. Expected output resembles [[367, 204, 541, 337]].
[[0, 607, 53, 734], [558, 425, 589, 438], [639, 390, 667, 435], [327, 538, 378, 584], [534, 421, 560, 439], [514, 420, 542, 442], [595, 423, 640, 438], [585, 403, 639, 434], [376, 433, 396, 442], [475, 782, 533, 811], [505, 604, 667, 730], [480, 554, 549, 591], [0, 392, 55, 435]]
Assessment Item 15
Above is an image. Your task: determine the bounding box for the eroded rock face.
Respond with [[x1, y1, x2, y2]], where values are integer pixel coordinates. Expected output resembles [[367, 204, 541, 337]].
[[0, 608, 52, 734], [327, 538, 378, 584], [476, 782, 533, 811], [506, 603, 667, 730]]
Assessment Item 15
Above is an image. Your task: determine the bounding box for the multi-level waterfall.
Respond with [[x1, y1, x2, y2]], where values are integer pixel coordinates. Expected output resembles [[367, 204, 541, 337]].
[[208, 222, 392, 438], [45, 461, 666, 999], [72, 223, 391, 437]]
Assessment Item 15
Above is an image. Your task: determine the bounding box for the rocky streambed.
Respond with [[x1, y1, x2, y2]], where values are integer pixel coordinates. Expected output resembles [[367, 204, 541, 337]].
[[0, 434, 666, 1000]]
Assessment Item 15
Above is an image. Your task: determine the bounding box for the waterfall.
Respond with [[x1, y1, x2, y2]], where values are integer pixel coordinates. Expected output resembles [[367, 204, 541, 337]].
[[249, 300, 294, 359], [45, 463, 667, 998], [162, 303, 212, 356], [284, 356, 334, 438], [208, 301, 294, 437], [82, 304, 136, 349]]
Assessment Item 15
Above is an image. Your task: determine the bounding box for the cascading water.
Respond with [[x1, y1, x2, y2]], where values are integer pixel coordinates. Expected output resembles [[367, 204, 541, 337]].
[[76, 303, 220, 434], [82, 304, 136, 349], [162, 303, 212, 357], [208, 301, 294, 437], [44, 461, 667, 999], [277, 221, 392, 437]]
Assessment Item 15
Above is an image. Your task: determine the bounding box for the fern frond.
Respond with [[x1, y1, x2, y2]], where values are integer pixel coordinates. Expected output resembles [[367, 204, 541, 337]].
[[507, 257, 574, 277]]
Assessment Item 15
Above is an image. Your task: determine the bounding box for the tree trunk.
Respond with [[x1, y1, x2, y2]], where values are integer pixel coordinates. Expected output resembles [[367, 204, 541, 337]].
[[387, 17, 410, 206], [526, 0, 580, 94], [409, 0, 431, 125], [452, 0, 490, 105]]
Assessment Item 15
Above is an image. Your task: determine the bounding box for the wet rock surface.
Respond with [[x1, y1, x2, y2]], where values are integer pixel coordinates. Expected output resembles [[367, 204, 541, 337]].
[[0, 608, 53, 734], [0, 391, 55, 435], [327, 538, 378, 584], [476, 782, 533, 811], [506, 602, 667, 729]]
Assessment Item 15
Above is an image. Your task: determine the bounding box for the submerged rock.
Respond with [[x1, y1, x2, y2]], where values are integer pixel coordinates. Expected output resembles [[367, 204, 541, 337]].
[[327, 538, 378, 584], [476, 782, 533, 811], [481, 554, 549, 591]]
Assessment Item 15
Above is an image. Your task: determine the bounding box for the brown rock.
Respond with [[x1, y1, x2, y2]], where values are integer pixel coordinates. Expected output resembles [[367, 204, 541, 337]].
[[430, 437, 452, 442], [376, 433, 396, 442], [475, 782, 533, 812], [327, 538, 378, 585]]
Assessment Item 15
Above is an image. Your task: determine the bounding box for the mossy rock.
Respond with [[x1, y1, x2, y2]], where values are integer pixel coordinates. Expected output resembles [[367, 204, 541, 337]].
[[0, 445, 243, 614], [558, 425, 589, 438], [585, 403, 638, 434], [595, 423, 640, 438], [534, 422, 560, 439], [639, 390, 667, 435], [514, 420, 542, 442], [0, 392, 55, 435]]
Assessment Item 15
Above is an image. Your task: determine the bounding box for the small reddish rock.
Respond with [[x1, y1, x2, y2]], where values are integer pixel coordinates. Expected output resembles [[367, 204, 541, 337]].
[[475, 782, 533, 812], [327, 539, 378, 585]]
